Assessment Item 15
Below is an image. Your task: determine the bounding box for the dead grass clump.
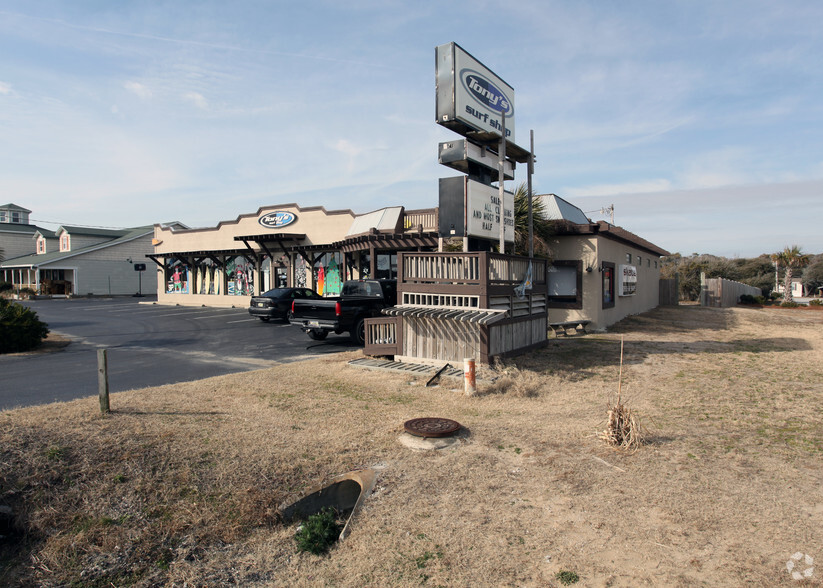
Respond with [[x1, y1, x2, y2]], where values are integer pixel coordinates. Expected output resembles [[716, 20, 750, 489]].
[[601, 401, 644, 451], [600, 337, 645, 451], [482, 363, 542, 397]]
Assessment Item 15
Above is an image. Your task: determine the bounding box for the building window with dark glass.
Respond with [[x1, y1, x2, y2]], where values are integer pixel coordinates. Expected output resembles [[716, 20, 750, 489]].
[[547, 260, 582, 309], [602, 262, 616, 309]]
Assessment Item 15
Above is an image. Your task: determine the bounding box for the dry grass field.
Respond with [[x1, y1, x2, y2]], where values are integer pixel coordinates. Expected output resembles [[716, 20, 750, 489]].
[[1, 304, 822, 587]]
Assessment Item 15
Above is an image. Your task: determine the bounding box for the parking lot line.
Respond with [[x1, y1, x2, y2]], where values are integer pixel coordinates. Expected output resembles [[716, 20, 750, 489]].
[[150, 309, 243, 317], [193, 313, 248, 320]]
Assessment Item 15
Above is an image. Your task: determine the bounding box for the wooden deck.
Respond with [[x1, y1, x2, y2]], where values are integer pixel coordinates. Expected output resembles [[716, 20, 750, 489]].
[[364, 252, 549, 364]]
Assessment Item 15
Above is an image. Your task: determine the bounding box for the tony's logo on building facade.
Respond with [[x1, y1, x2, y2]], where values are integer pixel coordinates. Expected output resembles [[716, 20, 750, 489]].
[[258, 211, 296, 229], [460, 69, 513, 117]]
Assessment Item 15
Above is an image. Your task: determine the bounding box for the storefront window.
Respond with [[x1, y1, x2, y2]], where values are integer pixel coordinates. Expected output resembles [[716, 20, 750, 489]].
[[360, 253, 371, 279], [226, 256, 254, 296], [376, 253, 397, 280], [313, 253, 343, 296], [602, 262, 615, 309], [191, 259, 217, 295], [295, 255, 308, 288], [166, 261, 189, 294], [548, 260, 582, 309]]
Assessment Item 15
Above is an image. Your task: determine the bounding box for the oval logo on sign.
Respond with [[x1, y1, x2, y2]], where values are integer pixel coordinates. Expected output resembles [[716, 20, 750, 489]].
[[258, 211, 296, 229], [460, 68, 513, 117]]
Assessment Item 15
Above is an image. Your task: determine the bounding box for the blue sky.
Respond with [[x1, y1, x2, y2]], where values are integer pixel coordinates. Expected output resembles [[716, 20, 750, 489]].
[[1, 0, 821, 258]]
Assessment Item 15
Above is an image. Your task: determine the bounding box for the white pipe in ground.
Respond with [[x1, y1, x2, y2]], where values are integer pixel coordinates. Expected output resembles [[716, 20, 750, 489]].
[[464, 358, 476, 396]]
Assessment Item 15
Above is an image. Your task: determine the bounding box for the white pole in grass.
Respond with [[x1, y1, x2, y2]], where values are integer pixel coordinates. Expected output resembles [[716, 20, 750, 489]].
[[464, 358, 477, 396]]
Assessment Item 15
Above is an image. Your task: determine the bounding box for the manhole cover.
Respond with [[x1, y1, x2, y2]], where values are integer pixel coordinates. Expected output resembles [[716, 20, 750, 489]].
[[404, 417, 461, 438]]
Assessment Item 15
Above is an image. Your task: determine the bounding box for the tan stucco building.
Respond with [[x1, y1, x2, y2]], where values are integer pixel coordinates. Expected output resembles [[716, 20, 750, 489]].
[[540, 195, 669, 331], [149, 197, 668, 333], [150, 203, 439, 307]]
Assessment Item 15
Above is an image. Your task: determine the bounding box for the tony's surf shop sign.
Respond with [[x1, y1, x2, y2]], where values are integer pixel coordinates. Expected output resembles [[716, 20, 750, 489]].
[[259, 211, 297, 229]]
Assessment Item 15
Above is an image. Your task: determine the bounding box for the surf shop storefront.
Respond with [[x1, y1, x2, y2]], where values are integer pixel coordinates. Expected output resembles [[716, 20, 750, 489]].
[[150, 204, 439, 306]]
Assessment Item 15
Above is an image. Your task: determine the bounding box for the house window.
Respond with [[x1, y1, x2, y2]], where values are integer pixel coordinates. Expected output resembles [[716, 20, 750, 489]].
[[637, 255, 642, 267], [0, 211, 6, 222], [602, 261, 616, 309], [37, 239, 45, 254], [547, 260, 582, 309], [11, 211, 20, 223], [625, 253, 632, 263], [60, 235, 70, 251]]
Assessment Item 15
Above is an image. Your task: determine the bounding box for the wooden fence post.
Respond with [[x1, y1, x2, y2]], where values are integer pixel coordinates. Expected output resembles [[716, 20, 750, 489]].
[[98, 349, 110, 414]]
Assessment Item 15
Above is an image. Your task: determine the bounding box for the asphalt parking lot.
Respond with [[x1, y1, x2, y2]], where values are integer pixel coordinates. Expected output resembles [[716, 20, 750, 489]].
[[1, 296, 357, 410]]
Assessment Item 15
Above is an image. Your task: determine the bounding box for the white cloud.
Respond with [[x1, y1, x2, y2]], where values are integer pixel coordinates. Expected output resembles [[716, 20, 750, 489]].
[[183, 92, 208, 110], [676, 147, 752, 189], [331, 139, 362, 158], [123, 81, 152, 100], [565, 179, 673, 198]]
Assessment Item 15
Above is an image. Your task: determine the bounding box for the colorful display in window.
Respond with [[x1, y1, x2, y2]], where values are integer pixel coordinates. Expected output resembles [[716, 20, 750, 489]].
[[226, 257, 254, 296], [168, 265, 188, 293]]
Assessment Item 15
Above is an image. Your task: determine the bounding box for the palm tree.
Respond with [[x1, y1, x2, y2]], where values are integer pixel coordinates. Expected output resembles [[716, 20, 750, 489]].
[[512, 182, 554, 258], [770, 245, 810, 303]]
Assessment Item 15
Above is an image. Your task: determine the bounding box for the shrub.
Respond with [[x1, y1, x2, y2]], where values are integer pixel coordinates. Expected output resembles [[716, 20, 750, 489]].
[[0, 281, 12, 293], [808, 298, 822, 306], [0, 298, 49, 353], [556, 570, 580, 585], [740, 294, 769, 305], [294, 508, 342, 555], [780, 301, 799, 308], [770, 291, 783, 300], [15, 287, 37, 299]]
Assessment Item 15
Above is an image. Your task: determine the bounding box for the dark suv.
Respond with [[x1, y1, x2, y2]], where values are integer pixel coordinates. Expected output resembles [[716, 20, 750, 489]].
[[248, 287, 321, 322]]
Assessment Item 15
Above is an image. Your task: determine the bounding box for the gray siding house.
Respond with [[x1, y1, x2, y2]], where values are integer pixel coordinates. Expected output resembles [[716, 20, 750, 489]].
[[1, 215, 157, 296]]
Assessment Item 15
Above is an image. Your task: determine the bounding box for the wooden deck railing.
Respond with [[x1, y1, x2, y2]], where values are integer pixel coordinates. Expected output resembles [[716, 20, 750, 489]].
[[400, 252, 547, 286], [364, 316, 400, 356], [402, 209, 438, 233]]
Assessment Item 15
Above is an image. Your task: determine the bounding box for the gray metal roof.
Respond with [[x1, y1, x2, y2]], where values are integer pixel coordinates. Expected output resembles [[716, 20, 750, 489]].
[[537, 194, 591, 224], [0, 226, 153, 268], [346, 207, 403, 237], [0, 203, 32, 213]]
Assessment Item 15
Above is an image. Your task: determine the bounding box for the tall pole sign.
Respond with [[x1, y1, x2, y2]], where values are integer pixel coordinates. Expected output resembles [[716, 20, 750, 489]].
[[498, 114, 506, 253], [435, 42, 533, 254]]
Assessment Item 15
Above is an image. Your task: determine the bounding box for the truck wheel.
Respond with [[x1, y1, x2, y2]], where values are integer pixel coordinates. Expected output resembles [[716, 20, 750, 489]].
[[259, 317, 270, 322], [351, 318, 366, 345], [307, 329, 328, 341]]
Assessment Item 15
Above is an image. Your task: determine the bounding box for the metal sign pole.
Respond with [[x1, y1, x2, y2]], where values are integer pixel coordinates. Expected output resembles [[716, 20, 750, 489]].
[[528, 129, 534, 258], [498, 115, 507, 254]]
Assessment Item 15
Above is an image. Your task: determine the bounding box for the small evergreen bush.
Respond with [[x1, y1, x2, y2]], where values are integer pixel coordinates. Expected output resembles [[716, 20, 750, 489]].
[[739, 294, 757, 304], [294, 508, 342, 555], [809, 299, 822, 306], [556, 570, 580, 585], [780, 301, 799, 308], [0, 281, 12, 294], [0, 298, 49, 353]]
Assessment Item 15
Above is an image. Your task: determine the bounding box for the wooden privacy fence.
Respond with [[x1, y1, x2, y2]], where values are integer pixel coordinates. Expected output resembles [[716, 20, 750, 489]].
[[701, 275, 761, 308], [659, 277, 679, 306]]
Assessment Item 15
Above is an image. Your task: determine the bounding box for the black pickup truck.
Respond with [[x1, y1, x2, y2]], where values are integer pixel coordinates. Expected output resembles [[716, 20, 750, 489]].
[[290, 279, 397, 345]]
